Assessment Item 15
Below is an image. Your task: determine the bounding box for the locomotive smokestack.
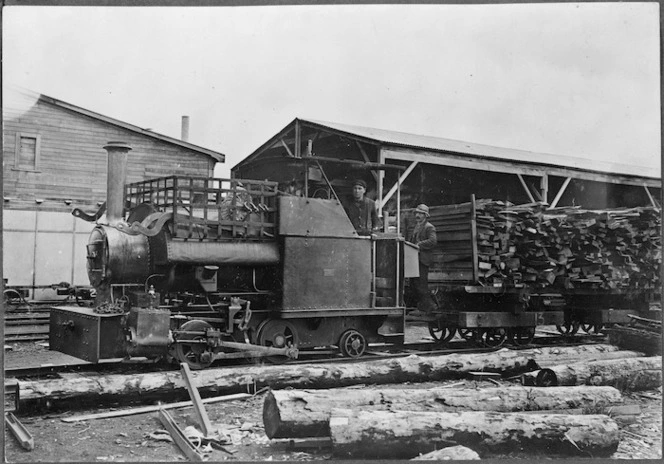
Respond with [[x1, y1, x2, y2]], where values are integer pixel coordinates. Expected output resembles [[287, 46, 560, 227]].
[[181, 116, 190, 142], [103, 141, 132, 225]]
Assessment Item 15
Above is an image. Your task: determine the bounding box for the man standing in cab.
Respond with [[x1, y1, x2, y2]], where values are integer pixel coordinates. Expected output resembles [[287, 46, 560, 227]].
[[344, 179, 382, 236], [408, 204, 437, 314]]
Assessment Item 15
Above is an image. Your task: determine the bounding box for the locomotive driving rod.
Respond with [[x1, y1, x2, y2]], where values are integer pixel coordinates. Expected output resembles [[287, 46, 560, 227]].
[[211, 340, 299, 361]]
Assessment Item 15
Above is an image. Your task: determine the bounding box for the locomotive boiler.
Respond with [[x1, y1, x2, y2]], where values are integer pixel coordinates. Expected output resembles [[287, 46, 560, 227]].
[[50, 142, 409, 368]]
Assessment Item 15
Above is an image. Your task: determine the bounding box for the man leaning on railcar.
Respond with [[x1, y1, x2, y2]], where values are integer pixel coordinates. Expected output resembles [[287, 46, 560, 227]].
[[408, 204, 437, 314], [343, 179, 382, 236]]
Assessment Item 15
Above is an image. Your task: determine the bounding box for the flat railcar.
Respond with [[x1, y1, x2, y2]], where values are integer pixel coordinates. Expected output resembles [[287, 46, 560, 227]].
[[406, 196, 659, 346]]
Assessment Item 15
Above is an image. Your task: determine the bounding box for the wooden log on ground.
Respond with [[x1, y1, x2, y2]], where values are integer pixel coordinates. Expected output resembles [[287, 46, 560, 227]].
[[412, 445, 480, 460], [518, 404, 641, 425], [329, 408, 620, 459], [263, 385, 624, 438], [16, 345, 630, 409], [17, 349, 539, 409], [532, 356, 662, 390], [526, 345, 642, 368], [520, 349, 646, 384]]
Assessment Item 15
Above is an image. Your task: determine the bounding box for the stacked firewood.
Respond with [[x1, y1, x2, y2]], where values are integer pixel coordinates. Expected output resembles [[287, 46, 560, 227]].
[[541, 206, 661, 290], [426, 200, 661, 291]]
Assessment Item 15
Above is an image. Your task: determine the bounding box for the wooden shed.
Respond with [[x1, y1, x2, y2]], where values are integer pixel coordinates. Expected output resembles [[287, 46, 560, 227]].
[[2, 89, 225, 300], [232, 118, 661, 213]]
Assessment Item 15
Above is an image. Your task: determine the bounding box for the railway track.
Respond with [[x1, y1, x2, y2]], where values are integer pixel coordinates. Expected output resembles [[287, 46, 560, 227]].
[[4, 328, 606, 380], [4, 312, 50, 342]]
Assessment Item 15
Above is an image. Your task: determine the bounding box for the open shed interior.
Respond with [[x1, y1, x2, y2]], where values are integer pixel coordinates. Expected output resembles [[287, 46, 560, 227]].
[[232, 119, 661, 213]]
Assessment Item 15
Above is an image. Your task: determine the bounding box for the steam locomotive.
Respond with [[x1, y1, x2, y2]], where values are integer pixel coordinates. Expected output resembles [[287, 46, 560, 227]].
[[50, 142, 410, 369]]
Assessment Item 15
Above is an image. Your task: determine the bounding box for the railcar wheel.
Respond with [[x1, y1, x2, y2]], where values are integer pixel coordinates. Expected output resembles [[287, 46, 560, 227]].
[[339, 330, 367, 358], [509, 327, 535, 346], [257, 320, 298, 363], [173, 320, 214, 370], [428, 321, 456, 345], [581, 323, 603, 334], [480, 328, 507, 348], [458, 328, 474, 341], [3, 289, 26, 311], [556, 321, 580, 336]]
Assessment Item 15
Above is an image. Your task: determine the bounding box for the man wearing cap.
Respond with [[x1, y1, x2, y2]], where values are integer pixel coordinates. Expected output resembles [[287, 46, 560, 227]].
[[408, 204, 437, 314], [343, 179, 382, 236]]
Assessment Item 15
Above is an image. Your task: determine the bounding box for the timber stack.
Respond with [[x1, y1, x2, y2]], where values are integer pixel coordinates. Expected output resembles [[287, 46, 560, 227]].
[[425, 199, 661, 291]]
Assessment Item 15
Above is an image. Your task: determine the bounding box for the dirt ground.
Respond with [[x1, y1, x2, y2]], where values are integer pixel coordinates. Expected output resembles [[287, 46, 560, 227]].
[[4, 325, 663, 461], [4, 381, 662, 462], [5, 381, 662, 462]]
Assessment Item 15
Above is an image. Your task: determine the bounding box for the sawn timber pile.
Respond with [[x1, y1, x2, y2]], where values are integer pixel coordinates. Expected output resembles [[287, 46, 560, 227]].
[[427, 199, 661, 290]]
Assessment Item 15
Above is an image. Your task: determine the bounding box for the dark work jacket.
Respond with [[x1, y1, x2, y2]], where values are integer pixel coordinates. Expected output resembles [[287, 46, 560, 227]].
[[408, 221, 437, 266], [343, 196, 382, 235]]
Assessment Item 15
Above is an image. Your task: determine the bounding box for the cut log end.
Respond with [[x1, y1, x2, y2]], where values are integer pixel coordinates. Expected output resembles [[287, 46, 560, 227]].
[[262, 391, 281, 439]]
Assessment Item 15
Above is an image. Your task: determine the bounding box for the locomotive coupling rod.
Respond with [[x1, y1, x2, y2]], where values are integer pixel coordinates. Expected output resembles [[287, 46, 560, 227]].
[[5, 412, 34, 451], [180, 363, 214, 437], [157, 408, 205, 461], [212, 340, 299, 359]]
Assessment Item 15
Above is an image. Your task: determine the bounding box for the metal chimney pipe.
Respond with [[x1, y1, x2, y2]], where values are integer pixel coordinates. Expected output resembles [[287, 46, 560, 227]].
[[181, 116, 190, 142], [103, 142, 132, 225]]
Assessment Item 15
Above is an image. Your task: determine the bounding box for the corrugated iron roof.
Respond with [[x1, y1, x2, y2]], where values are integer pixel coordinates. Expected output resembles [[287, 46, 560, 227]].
[[304, 118, 659, 180]]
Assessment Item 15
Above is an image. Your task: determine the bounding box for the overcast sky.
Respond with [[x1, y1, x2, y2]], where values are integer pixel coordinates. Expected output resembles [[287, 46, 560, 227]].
[[3, 3, 660, 178]]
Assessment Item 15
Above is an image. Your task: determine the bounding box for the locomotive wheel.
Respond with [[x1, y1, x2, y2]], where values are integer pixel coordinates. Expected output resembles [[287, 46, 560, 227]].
[[509, 327, 536, 346], [339, 329, 367, 358], [458, 328, 474, 341], [428, 320, 456, 345], [556, 321, 580, 336], [479, 328, 507, 348], [173, 320, 214, 370], [257, 320, 298, 363]]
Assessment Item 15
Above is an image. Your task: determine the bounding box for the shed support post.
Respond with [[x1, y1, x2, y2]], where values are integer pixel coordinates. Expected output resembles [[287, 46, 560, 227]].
[[378, 148, 385, 215], [358, 142, 379, 184], [643, 185, 659, 208], [378, 161, 418, 210], [280, 139, 294, 158], [517, 174, 536, 203], [541, 174, 549, 204], [549, 177, 572, 208], [294, 120, 301, 158]]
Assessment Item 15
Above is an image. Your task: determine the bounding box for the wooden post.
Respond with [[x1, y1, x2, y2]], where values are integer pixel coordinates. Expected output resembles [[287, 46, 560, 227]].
[[180, 363, 214, 436]]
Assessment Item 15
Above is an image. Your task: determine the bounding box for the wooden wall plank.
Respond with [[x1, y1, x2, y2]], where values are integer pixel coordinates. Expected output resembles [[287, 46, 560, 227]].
[[3, 98, 217, 204]]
